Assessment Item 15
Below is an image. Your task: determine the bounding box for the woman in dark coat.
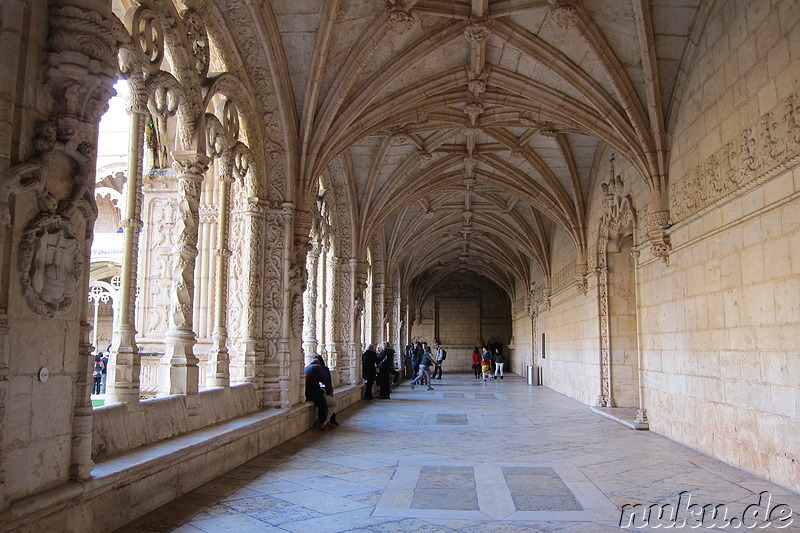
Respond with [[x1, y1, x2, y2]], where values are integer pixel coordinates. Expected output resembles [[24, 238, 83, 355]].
[[377, 342, 395, 399], [362, 344, 377, 400]]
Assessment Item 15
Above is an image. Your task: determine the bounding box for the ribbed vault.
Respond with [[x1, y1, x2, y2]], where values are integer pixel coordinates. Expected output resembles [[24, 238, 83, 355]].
[[220, 0, 705, 301]]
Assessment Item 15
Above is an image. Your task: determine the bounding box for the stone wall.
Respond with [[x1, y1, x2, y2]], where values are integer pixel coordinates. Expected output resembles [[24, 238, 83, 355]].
[[503, 0, 800, 493], [640, 0, 800, 492], [640, 169, 800, 491]]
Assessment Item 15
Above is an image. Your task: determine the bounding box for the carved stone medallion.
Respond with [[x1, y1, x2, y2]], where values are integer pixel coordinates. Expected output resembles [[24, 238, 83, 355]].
[[18, 213, 83, 317]]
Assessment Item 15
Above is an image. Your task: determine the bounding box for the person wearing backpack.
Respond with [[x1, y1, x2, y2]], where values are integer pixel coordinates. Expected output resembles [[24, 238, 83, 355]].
[[432, 344, 447, 379], [92, 356, 104, 395]]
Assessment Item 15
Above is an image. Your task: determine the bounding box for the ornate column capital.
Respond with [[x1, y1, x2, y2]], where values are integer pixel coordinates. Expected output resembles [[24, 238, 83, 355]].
[[646, 209, 672, 265], [171, 150, 211, 177]]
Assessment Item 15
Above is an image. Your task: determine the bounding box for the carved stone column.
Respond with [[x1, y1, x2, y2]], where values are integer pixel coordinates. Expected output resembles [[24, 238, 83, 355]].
[[278, 202, 296, 408], [316, 244, 328, 358], [376, 283, 386, 343], [238, 196, 265, 392], [46, 1, 121, 481], [302, 240, 319, 362], [392, 291, 402, 368], [207, 155, 234, 388], [347, 259, 367, 384], [260, 204, 286, 408], [159, 151, 210, 397], [530, 305, 538, 371], [324, 254, 339, 367], [107, 75, 146, 404]]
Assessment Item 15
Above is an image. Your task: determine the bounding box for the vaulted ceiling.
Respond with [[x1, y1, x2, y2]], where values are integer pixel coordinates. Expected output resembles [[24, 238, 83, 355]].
[[228, 0, 706, 296]]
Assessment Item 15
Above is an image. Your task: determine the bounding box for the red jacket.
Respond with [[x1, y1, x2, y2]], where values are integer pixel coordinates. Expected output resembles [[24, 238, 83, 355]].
[[471, 351, 481, 365]]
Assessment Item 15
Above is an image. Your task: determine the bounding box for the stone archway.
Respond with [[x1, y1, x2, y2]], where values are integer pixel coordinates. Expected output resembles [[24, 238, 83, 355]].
[[596, 157, 641, 412]]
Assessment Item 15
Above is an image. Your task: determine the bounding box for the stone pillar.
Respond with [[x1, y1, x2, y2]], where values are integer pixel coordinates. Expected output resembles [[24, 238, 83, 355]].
[[278, 202, 295, 407], [239, 196, 265, 392], [107, 75, 146, 405], [529, 302, 538, 374], [393, 293, 402, 366], [324, 254, 339, 368], [316, 244, 328, 358], [348, 259, 367, 384], [376, 283, 386, 343], [159, 151, 210, 397], [260, 204, 287, 408], [207, 155, 234, 388], [195, 201, 216, 341], [302, 240, 319, 362], [73, 241, 97, 480], [44, 0, 119, 482]]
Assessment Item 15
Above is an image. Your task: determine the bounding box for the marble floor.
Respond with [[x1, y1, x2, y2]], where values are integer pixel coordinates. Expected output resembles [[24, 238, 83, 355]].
[[116, 374, 800, 532]]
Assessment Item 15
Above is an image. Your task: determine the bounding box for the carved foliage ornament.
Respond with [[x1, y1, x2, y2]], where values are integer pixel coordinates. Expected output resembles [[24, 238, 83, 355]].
[[387, 4, 415, 35], [18, 213, 83, 318], [547, 0, 581, 28], [464, 17, 490, 43], [671, 88, 800, 221], [180, 9, 210, 79]]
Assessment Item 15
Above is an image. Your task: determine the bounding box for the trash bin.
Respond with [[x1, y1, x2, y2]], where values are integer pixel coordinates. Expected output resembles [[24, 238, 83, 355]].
[[527, 365, 541, 386]]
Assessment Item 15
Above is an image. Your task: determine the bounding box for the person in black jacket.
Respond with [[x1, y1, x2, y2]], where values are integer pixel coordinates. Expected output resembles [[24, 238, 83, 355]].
[[409, 341, 423, 381], [362, 344, 377, 400], [377, 342, 395, 399], [305, 357, 332, 430]]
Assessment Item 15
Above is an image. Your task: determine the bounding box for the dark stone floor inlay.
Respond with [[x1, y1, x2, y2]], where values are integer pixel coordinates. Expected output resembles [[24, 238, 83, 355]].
[[411, 466, 478, 510], [503, 466, 583, 511], [436, 413, 468, 425], [442, 392, 465, 399], [475, 393, 497, 399]]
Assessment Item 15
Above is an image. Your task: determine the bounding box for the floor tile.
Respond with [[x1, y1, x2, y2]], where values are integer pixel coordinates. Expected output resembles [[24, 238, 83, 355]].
[[116, 374, 800, 532]]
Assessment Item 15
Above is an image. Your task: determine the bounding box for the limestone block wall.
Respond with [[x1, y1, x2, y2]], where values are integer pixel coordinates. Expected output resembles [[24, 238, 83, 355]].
[[508, 307, 535, 378], [645, 0, 800, 491], [641, 169, 800, 491], [537, 287, 601, 406]]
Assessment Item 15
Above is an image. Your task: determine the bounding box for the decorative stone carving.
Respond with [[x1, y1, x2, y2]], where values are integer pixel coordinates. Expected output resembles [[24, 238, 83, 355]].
[[291, 294, 303, 339], [547, 0, 581, 28], [464, 17, 490, 43], [519, 115, 557, 137], [180, 9, 210, 79], [18, 213, 83, 318], [468, 78, 486, 97], [390, 126, 410, 145], [463, 105, 485, 129], [46, 5, 125, 136], [262, 205, 285, 362], [387, 4, 415, 35], [600, 161, 635, 251], [596, 163, 637, 407], [645, 210, 671, 265], [122, 5, 165, 75], [551, 259, 576, 293], [671, 88, 800, 223]]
